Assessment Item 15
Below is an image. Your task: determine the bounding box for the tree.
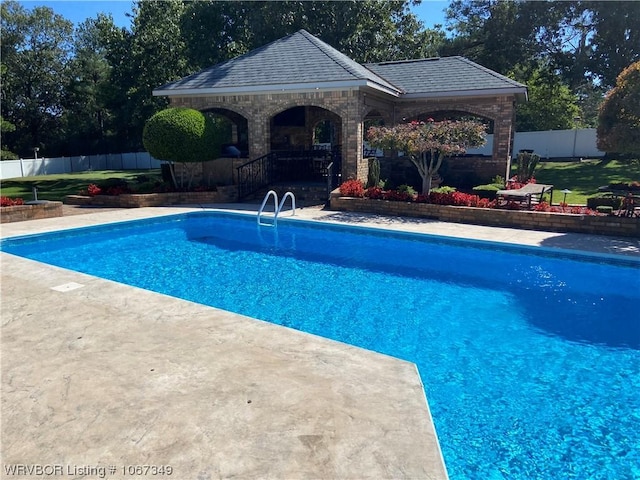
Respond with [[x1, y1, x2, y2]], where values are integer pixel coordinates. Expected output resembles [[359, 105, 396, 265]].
[[444, 0, 640, 91], [1, 115, 18, 160], [0, 1, 73, 157], [62, 15, 116, 155], [597, 61, 640, 155], [180, 0, 443, 69], [118, 0, 190, 151], [588, 1, 640, 89], [441, 0, 546, 75], [142, 107, 226, 189], [512, 65, 581, 131], [367, 119, 486, 195]]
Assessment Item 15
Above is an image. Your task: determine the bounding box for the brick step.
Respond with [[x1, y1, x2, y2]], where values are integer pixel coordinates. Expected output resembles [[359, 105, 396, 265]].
[[250, 183, 329, 206]]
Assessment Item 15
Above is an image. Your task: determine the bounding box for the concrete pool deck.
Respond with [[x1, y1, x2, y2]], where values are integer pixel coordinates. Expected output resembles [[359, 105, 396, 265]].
[[2, 205, 639, 480]]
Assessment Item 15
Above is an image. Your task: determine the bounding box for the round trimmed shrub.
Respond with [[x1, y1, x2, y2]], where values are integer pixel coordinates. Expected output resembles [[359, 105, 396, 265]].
[[143, 107, 224, 163]]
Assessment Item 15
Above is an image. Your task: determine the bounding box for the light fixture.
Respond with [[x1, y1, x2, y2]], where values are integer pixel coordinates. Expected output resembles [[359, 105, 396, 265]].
[[561, 188, 572, 211]]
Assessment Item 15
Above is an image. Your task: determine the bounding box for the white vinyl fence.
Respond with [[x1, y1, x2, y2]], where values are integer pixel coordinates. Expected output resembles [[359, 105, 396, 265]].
[[466, 128, 604, 159], [1, 152, 164, 180]]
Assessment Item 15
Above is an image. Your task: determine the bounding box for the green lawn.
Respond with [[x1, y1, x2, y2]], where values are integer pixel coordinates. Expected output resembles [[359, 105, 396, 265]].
[[2, 160, 639, 206], [0, 170, 163, 202], [519, 159, 640, 205]]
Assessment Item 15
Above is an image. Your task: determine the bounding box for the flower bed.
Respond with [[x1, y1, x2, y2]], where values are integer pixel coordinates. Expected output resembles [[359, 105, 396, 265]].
[[1, 196, 25, 207], [332, 181, 639, 238], [340, 179, 599, 215]]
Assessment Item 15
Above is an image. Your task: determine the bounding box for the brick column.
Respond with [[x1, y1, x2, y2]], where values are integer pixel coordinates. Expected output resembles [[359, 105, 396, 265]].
[[492, 97, 515, 179], [248, 115, 269, 159], [341, 93, 366, 182]]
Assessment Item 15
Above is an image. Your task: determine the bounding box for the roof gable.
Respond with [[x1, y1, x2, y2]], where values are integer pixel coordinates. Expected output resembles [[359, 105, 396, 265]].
[[154, 29, 400, 96], [365, 57, 527, 99]]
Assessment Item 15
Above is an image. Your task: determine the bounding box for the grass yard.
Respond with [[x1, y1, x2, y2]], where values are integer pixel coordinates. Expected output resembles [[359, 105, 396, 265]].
[[520, 159, 640, 205], [1, 159, 639, 206], [0, 170, 162, 202]]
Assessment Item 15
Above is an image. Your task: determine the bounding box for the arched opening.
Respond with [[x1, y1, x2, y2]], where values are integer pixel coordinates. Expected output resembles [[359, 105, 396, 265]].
[[202, 108, 250, 157], [267, 105, 343, 183], [200, 108, 250, 186], [270, 106, 342, 151]]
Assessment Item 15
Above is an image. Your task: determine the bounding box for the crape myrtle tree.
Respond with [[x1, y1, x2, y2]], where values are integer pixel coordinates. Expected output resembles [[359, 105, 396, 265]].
[[367, 119, 486, 196], [597, 60, 640, 156], [142, 107, 226, 190]]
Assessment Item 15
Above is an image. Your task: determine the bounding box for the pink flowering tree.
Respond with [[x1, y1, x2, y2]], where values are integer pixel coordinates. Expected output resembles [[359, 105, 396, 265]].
[[367, 119, 487, 196]]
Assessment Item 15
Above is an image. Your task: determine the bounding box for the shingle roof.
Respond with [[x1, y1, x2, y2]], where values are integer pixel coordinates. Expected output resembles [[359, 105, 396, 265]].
[[365, 57, 527, 99], [154, 29, 400, 96], [154, 31, 526, 100]]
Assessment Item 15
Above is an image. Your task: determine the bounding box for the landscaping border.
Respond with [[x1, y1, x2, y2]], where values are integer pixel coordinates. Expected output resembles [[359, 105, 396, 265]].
[[64, 187, 238, 208], [1, 201, 63, 223], [329, 191, 639, 238]]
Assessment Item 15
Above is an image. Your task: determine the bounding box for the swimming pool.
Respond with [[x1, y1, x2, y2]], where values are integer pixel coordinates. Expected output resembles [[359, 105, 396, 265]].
[[2, 211, 639, 479]]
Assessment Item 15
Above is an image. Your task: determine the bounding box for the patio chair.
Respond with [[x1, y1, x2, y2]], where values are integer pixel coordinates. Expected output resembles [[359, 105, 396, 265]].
[[496, 183, 553, 209], [619, 192, 640, 218]]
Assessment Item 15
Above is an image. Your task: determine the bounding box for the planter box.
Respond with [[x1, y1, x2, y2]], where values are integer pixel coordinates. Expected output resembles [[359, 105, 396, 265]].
[[329, 191, 640, 238], [65, 187, 238, 208], [1, 201, 63, 223]]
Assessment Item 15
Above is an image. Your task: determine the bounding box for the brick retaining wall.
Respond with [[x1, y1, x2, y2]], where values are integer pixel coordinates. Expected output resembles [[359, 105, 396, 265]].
[[1, 201, 63, 223], [64, 188, 238, 208], [330, 192, 640, 238]]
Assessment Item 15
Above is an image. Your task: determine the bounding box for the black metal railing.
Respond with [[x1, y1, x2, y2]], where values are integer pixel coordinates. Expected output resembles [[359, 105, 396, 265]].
[[328, 145, 342, 192], [236, 152, 277, 200], [236, 146, 342, 200]]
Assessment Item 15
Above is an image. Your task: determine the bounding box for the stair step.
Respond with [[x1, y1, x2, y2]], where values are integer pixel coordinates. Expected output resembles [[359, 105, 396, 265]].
[[250, 183, 329, 205]]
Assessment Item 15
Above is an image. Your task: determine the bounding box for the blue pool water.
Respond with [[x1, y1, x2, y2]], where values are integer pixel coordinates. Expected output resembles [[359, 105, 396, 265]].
[[2, 212, 639, 479]]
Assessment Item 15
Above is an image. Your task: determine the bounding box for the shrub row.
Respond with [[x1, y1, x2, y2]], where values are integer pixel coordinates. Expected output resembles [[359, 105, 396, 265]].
[[338, 180, 600, 215]]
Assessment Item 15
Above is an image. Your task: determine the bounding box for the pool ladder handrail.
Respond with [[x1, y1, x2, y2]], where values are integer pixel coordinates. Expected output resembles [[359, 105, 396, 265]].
[[257, 190, 296, 226]]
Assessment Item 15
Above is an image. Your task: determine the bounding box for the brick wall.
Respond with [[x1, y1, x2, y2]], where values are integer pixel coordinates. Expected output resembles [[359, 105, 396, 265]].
[[330, 193, 640, 238], [1, 202, 63, 223], [64, 188, 238, 208]]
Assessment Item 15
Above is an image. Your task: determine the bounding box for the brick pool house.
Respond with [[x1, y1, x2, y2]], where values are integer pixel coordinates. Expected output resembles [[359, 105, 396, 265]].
[[153, 29, 527, 198]]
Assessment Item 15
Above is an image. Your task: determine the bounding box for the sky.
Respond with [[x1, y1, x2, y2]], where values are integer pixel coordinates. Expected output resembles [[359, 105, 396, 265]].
[[15, 0, 450, 32]]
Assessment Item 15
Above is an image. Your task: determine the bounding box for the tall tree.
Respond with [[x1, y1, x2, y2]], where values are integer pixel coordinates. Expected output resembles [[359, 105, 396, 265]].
[[180, 0, 443, 70], [123, 0, 190, 151], [597, 61, 640, 155], [1, 112, 18, 160], [180, 1, 249, 70], [62, 14, 116, 155], [443, 1, 640, 120], [441, 0, 545, 75], [512, 65, 581, 131], [0, 1, 73, 157], [588, 1, 640, 89]]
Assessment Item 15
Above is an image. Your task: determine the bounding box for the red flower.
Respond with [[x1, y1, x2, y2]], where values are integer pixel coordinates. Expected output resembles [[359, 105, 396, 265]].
[[339, 179, 365, 198], [87, 184, 102, 196], [1, 196, 24, 207]]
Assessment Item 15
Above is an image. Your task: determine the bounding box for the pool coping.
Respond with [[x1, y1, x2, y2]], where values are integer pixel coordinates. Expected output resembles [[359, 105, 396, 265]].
[[2, 206, 639, 479]]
